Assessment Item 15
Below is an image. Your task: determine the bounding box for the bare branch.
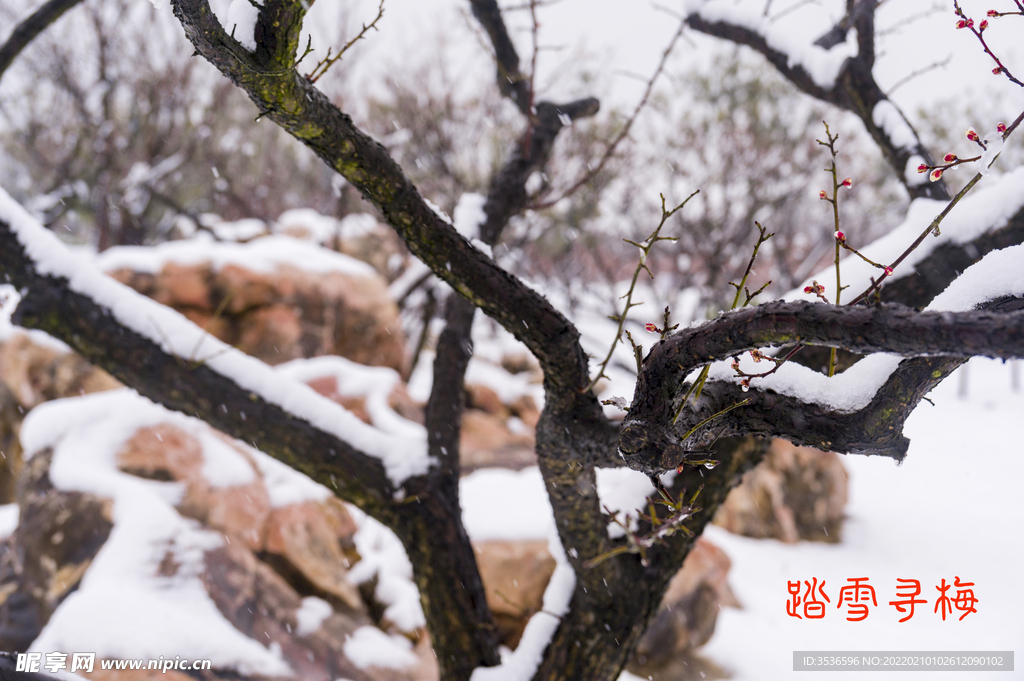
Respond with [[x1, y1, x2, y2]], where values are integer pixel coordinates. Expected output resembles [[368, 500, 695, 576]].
[[686, 0, 950, 201], [171, 0, 590, 397], [620, 299, 1024, 473], [0, 214, 395, 516], [469, 0, 531, 113], [0, 0, 85, 84]]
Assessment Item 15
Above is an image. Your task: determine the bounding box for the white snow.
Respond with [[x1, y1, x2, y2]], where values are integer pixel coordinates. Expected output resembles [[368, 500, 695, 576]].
[[701, 358, 1024, 680], [707, 350, 903, 414], [19, 391, 292, 676], [688, 0, 859, 89], [461, 468, 554, 541], [294, 596, 333, 636], [469, 533, 575, 681], [225, 0, 263, 52], [0, 187, 432, 488], [96, 233, 375, 276], [406, 350, 544, 411], [249, 450, 332, 508], [275, 356, 426, 442], [346, 507, 426, 632], [978, 128, 1006, 177], [872, 100, 919, 152], [454, 193, 487, 241], [926, 244, 1024, 312], [0, 503, 17, 540], [198, 430, 258, 487], [343, 626, 418, 670]]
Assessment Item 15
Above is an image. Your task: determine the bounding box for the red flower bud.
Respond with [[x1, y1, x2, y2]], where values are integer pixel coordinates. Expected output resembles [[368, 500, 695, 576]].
[[988, 9, 998, 16], [841, 177, 852, 188], [980, 19, 989, 30], [966, 129, 979, 141], [955, 18, 974, 28], [929, 168, 944, 182], [943, 153, 957, 163], [819, 190, 828, 200], [993, 66, 1003, 75], [645, 322, 658, 333], [884, 266, 894, 277], [835, 230, 846, 242], [803, 285, 814, 294], [997, 122, 1007, 133], [917, 163, 929, 173]]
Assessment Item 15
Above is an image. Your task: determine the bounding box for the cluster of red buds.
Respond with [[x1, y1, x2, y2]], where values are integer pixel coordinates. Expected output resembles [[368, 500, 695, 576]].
[[803, 280, 830, 303], [953, 2, 1024, 84], [730, 349, 787, 391], [916, 124, 1005, 181], [818, 178, 853, 200]]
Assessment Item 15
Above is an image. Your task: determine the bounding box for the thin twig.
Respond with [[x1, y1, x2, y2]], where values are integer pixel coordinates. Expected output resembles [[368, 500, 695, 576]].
[[585, 191, 697, 393], [305, 0, 385, 84], [529, 13, 687, 210]]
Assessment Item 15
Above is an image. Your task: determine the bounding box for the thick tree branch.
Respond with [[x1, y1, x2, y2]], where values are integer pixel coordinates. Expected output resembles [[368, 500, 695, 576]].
[[170, 0, 589, 398], [657, 300, 1024, 370], [687, 0, 949, 201], [468, 0, 531, 114], [413, 8, 603, 667], [619, 299, 1024, 473], [0, 216, 395, 517], [0, 0, 84, 84]]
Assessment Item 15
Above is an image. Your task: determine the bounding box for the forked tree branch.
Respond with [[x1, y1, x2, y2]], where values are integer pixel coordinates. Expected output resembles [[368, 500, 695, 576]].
[[170, 0, 591, 398], [687, 0, 949, 201], [619, 299, 1024, 473]]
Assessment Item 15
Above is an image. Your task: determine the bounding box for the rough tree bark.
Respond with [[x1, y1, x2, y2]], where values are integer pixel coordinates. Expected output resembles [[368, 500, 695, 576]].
[[1, 1, 1023, 680]]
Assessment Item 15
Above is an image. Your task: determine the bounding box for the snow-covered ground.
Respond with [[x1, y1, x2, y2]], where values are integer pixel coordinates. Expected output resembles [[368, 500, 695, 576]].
[[460, 357, 1024, 681], [702, 357, 1024, 681]]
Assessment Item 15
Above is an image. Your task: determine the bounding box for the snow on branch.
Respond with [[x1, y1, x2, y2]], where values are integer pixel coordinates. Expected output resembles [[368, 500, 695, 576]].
[[685, 0, 859, 90], [0, 186, 432, 505], [620, 268, 1024, 471], [685, 0, 949, 201], [793, 168, 1024, 299]]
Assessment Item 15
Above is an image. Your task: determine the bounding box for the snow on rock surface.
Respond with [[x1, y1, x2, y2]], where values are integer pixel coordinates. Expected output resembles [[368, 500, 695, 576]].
[[343, 626, 418, 670], [346, 506, 426, 632], [276, 356, 425, 442], [469, 533, 575, 681], [97, 233, 375, 277], [294, 596, 333, 637], [0, 187, 432, 487], [19, 391, 292, 675]]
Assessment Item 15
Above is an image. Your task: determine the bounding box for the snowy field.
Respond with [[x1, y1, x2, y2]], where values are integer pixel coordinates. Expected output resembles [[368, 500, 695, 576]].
[[700, 357, 1024, 681]]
